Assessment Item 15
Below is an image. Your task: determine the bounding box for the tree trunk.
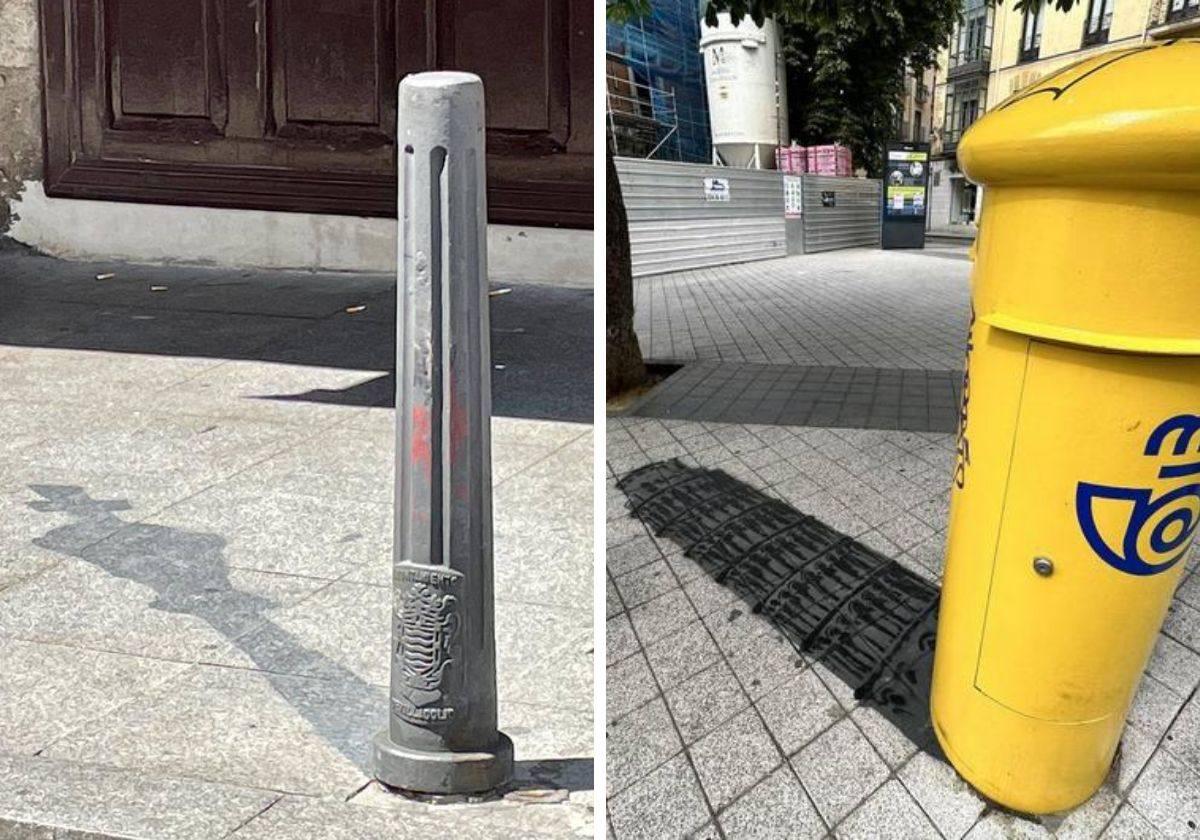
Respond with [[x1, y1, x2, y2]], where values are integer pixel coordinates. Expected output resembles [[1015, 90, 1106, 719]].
[[605, 145, 647, 399]]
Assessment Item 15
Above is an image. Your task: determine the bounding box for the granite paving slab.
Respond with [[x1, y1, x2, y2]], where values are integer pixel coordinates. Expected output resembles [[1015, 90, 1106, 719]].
[[0, 556, 329, 662], [633, 249, 970, 369], [0, 753, 279, 840], [629, 362, 963, 433], [41, 662, 382, 796], [0, 249, 593, 838], [228, 791, 583, 839], [0, 638, 189, 755], [142, 483, 391, 579], [203, 579, 391, 683], [608, 414, 1199, 839]]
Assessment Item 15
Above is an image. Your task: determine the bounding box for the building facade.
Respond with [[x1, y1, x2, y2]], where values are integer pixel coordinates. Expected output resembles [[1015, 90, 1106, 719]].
[[2, 0, 592, 280], [929, 0, 994, 233], [606, 0, 711, 163], [896, 65, 937, 145], [928, 0, 1199, 236], [892, 65, 936, 145]]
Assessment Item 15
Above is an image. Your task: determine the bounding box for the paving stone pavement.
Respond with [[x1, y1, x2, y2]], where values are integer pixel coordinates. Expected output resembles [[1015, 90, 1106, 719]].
[[606, 417, 1200, 840], [609, 247, 1200, 839], [632, 248, 971, 370], [628, 249, 971, 431], [631, 362, 963, 433], [0, 248, 594, 839]]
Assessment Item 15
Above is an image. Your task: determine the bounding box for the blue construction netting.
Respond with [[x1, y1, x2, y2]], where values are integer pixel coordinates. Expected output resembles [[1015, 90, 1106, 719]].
[[606, 0, 712, 163]]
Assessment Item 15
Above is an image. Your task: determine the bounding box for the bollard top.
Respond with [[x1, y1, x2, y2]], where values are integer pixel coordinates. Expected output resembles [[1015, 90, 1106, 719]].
[[959, 41, 1200, 191], [401, 71, 483, 90], [397, 71, 486, 146]]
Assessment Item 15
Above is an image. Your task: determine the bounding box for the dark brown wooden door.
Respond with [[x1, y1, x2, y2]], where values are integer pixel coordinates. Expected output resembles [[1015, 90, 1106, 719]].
[[39, 0, 591, 227]]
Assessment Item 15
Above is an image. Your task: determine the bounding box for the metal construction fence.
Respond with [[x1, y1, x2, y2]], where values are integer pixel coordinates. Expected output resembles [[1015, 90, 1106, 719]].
[[615, 157, 881, 276], [615, 157, 787, 276]]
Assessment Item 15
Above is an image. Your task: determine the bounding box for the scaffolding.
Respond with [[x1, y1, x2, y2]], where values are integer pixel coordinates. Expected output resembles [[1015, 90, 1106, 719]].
[[605, 0, 711, 162], [606, 55, 682, 160]]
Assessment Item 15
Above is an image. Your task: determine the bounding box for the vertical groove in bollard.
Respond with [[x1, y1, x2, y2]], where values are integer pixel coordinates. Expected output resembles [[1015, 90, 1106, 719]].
[[372, 71, 513, 796]]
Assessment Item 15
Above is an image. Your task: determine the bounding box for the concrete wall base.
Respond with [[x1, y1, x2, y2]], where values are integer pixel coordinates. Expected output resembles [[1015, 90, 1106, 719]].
[[8, 181, 592, 286]]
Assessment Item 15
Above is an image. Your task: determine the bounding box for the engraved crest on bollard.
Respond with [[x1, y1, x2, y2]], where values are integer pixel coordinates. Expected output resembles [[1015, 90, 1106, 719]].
[[392, 562, 462, 725]]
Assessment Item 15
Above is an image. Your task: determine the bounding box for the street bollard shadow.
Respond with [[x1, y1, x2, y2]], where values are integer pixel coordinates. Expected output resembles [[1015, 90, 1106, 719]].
[[616, 460, 945, 760], [26, 484, 593, 797], [28, 483, 389, 772]]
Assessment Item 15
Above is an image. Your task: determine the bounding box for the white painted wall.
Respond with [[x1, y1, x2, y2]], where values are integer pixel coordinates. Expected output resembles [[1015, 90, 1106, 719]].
[[9, 181, 593, 287]]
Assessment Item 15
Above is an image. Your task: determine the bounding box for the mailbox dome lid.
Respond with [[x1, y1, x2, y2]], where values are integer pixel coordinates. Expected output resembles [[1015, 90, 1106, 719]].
[[959, 41, 1200, 190]]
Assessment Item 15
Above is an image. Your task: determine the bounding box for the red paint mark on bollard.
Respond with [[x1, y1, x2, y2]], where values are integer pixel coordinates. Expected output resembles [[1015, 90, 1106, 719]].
[[411, 404, 432, 468]]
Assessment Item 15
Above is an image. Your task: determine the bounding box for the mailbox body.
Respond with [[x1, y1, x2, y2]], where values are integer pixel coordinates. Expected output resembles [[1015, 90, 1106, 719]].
[[930, 44, 1200, 813]]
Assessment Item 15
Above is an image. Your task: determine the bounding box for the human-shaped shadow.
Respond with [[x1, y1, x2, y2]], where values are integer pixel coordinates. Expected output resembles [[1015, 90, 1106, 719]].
[[27, 484, 591, 794]]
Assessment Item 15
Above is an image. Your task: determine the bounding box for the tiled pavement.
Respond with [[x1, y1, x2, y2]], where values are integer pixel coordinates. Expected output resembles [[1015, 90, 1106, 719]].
[[632, 249, 970, 370], [608, 248, 1200, 839], [0, 250, 594, 839], [628, 249, 971, 430], [630, 363, 963, 433], [606, 416, 1200, 840]]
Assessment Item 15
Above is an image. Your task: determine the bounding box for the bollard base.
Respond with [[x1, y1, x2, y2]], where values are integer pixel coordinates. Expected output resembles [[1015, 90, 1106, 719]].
[[371, 730, 514, 795]]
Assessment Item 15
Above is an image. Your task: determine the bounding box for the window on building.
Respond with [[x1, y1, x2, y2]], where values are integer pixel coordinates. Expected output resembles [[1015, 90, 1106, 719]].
[[964, 13, 987, 58], [1083, 0, 1114, 45], [1020, 2, 1044, 63], [959, 98, 980, 134], [951, 1, 992, 67], [1167, 0, 1200, 22], [915, 110, 924, 142], [943, 85, 982, 145]]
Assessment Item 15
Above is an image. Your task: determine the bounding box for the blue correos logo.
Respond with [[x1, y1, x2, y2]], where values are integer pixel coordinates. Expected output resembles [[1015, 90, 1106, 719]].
[[1076, 414, 1200, 576]]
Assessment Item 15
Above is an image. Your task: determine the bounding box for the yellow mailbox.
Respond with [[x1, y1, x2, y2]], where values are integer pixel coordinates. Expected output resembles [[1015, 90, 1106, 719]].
[[931, 42, 1200, 814]]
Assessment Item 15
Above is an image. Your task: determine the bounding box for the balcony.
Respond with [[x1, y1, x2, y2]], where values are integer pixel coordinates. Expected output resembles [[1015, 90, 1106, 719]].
[[1081, 22, 1110, 46], [915, 83, 930, 103], [939, 114, 982, 156], [947, 46, 991, 80], [1148, 0, 1200, 37], [1167, 0, 1200, 21], [941, 126, 964, 155]]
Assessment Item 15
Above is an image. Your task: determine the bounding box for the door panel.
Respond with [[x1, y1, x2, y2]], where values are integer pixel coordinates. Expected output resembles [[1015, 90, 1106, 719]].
[[974, 341, 1199, 723], [273, 0, 390, 132], [40, 0, 591, 227], [452, 0, 564, 136], [110, 0, 218, 123]]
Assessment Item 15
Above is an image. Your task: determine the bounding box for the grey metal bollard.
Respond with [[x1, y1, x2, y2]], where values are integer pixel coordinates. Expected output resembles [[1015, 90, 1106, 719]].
[[372, 71, 513, 795]]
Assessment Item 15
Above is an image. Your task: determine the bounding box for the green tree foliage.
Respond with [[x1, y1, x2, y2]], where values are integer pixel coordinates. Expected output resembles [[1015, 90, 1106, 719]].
[[773, 1, 959, 177]]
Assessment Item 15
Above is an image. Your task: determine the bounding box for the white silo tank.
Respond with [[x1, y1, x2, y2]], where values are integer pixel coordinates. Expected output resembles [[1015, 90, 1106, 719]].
[[700, 12, 787, 169]]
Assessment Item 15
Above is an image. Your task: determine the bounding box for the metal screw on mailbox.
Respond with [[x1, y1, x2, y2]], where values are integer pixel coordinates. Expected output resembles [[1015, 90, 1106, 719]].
[[1033, 557, 1054, 577], [372, 72, 514, 795]]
